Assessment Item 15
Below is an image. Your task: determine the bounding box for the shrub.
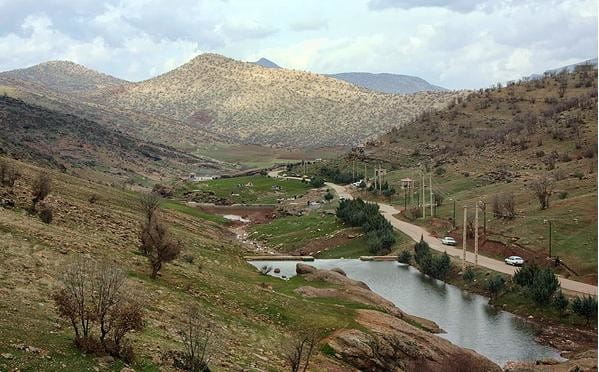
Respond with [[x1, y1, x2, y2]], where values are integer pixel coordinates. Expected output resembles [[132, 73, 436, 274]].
[[434, 167, 446, 176], [558, 191, 568, 199], [530, 268, 560, 306], [0, 159, 18, 187], [514, 263, 540, 287], [382, 188, 396, 197], [486, 275, 505, 299], [398, 250, 412, 264], [52, 258, 143, 360], [463, 266, 475, 283], [309, 177, 325, 188], [31, 171, 51, 211], [324, 192, 334, 202], [432, 252, 451, 280], [553, 290, 569, 318], [88, 194, 100, 204], [571, 295, 598, 325], [177, 305, 213, 372], [572, 171, 584, 180], [285, 328, 322, 372], [39, 205, 53, 224]]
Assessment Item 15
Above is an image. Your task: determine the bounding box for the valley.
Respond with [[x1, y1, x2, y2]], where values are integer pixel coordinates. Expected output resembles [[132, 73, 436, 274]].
[[0, 14, 597, 371]]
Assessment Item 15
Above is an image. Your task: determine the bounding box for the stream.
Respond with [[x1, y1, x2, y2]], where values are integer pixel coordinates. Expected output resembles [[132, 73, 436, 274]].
[[249, 259, 564, 367]]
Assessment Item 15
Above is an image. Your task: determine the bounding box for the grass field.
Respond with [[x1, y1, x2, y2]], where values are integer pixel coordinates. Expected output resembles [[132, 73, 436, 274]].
[[187, 175, 312, 204], [250, 212, 344, 252], [162, 200, 227, 224]]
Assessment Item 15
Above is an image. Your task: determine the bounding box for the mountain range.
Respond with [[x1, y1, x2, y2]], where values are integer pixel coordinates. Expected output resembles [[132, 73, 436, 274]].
[[250, 57, 447, 94]]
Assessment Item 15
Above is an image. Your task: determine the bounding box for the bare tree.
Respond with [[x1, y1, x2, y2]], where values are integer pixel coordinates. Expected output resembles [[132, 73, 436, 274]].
[[530, 176, 554, 210], [285, 328, 323, 372], [0, 159, 18, 187], [492, 193, 516, 219], [139, 192, 162, 223], [52, 258, 143, 359], [31, 171, 51, 211], [178, 304, 214, 372], [139, 213, 182, 278]]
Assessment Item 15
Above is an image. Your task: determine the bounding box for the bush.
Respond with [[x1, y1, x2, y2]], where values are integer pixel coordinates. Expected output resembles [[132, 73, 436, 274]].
[[39, 205, 53, 224], [182, 254, 195, 264], [553, 290, 569, 318], [259, 265, 272, 275], [434, 167, 446, 176], [382, 188, 395, 197], [463, 266, 475, 283], [31, 171, 51, 211], [309, 177, 325, 188], [178, 305, 213, 372], [88, 194, 100, 204], [139, 209, 182, 279], [398, 250, 412, 264], [324, 192, 334, 202], [0, 159, 18, 187], [571, 295, 597, 325], [513, 263, 540, 287], [530, 268, 560, 306], [558, 191, 568, 199], [52, 258, 143, 360], [486, 275, 505, 299], [432, 252, 451, 280]]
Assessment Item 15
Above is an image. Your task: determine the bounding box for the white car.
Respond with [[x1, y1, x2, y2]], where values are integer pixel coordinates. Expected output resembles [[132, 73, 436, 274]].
[[505, 256, 525, 266], [440, 236, 457, 246]]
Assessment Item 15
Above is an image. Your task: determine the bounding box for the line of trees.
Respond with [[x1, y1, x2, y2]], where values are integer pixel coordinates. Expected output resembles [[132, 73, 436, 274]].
[[336, 198, 395, 254]]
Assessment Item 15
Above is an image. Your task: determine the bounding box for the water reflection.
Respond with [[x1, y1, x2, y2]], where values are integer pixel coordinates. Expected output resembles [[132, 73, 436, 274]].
[[249, 259, 563, 366]]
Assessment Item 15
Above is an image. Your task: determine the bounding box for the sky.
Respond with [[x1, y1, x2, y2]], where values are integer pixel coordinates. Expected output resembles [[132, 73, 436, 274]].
[[0, 0, 596, 89]]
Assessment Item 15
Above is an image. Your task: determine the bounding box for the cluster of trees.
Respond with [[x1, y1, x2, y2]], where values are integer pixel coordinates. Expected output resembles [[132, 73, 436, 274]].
[[514, 263, 597, 324], [412, 237, 451, 280], [336, 198, 395, 254], [317, 165, 356, 185], [367, 181, 396, 197]]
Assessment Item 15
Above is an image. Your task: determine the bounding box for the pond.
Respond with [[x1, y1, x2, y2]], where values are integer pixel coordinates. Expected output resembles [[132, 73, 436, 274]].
[[248, 259, 564, 367]]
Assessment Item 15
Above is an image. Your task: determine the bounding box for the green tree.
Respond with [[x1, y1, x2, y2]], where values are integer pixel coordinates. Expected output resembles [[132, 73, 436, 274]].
[[310, 177, 325, 188], [432, 252, 451, 280], [571, 295, 598, 325], [530, 268, 560, 306], [553, 290, 569, 318], [513, 263, 540, 287], [398, 250, 412, 265], [486, 275, 505, 300]]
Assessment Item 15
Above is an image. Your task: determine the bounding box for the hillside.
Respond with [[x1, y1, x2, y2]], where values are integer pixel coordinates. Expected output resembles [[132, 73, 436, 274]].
[[326, 72, 448, 94], [0, 96, 223, 183], [0, 61, 127, 95], [347, 65, 598, 280], [86, 53, 460, 147], [0, 157, 504, 370]]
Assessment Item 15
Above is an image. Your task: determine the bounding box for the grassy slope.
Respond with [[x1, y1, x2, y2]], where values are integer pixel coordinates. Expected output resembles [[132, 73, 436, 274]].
[[185, 175, 311, 204], [0, 159, 381, 371]]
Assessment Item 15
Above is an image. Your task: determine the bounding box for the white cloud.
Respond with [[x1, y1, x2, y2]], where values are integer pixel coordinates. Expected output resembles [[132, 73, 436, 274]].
[[0, 0, 596, 88]]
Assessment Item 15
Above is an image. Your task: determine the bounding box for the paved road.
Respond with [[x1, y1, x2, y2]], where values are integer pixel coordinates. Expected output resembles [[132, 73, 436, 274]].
[[271, 170, 597, 295]]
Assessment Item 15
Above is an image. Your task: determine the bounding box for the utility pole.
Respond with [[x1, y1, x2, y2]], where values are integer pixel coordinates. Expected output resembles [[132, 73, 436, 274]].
[[429, 173, 434, 217], [421, 173, 426, 218], [452, 199, 456, 229], [474, 203, 479, 266], [462, 206, 467, 270], [548, 220, 552, 257], [404, 187, 407, 211]]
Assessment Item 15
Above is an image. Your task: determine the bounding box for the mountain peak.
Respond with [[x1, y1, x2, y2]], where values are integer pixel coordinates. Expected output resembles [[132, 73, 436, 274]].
[[252, 57, 281, 69], [0, 60, 127, 95]]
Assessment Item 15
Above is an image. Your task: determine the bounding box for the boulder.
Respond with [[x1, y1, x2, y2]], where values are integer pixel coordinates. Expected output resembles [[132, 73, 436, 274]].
[[326, 310, 501, 372], [331, 267, 346, 276]]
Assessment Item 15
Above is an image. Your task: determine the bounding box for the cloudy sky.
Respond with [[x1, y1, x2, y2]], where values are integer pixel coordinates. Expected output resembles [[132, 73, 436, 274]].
[[0, 0, 596, 89]]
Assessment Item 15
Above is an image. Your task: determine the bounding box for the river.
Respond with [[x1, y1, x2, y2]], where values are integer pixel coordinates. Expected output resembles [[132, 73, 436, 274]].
[[248, 259, 564, 367]]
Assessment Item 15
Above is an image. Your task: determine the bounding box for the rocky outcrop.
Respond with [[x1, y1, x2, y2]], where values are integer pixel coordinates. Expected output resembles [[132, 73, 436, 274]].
[[505, 350, 597, 371], [294, 264, 501, 371], [327, 310, 502, 372]]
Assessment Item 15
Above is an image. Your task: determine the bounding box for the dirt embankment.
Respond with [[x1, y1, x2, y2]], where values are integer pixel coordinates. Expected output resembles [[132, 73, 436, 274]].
[[294, 264, 502, 372]]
